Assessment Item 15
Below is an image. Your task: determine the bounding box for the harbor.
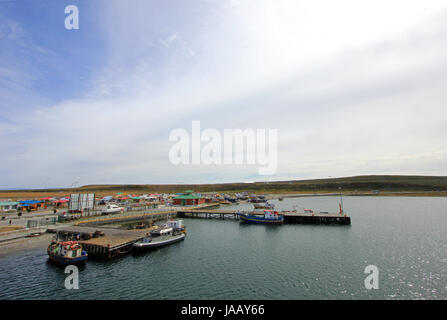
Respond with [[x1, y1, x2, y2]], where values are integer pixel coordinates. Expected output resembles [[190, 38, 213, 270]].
[[41, 203, 350, 259], [3, 0, 447, 304], [1, 195, 446, 299]]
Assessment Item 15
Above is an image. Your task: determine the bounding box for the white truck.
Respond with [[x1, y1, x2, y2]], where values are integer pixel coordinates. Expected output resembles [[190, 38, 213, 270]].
[[101, 204, 124, 215]]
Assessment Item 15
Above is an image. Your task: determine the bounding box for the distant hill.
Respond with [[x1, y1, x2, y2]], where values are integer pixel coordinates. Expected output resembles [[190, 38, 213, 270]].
[[2, 175, 447, 195]]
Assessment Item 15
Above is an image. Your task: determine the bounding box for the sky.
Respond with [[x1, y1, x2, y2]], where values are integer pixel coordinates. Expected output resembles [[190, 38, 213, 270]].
[[1, 0, 447, 188]]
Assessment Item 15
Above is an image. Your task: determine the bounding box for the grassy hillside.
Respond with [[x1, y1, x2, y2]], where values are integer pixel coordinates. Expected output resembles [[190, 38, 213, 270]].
[[1, 175, 447, 198]]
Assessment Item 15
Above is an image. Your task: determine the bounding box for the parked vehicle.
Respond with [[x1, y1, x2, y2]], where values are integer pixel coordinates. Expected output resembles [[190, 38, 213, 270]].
[[101, 204, 124, 215]]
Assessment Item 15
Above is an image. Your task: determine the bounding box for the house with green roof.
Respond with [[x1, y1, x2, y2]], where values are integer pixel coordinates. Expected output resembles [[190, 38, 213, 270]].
[[173, 191, 205, 206]]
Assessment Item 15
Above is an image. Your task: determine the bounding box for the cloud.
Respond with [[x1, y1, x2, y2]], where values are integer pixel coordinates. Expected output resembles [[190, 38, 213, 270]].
[[159, 33, 177, 47], [2, 0, 447, 188], [0, 20, 24, 40]]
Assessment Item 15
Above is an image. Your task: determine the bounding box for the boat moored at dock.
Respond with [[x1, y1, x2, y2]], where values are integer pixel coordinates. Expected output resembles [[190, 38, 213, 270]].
[[47, 239, 88, 265], [253, 202, 275, 209], [133, 220, 186, 250], [238, 210, 284, 224]]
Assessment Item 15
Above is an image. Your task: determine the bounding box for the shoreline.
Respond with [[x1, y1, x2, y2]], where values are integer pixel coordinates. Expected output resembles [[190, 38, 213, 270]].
[[1, 192, 447, 259], [0, 233, 53, 259], [1, 190, 447, 201]]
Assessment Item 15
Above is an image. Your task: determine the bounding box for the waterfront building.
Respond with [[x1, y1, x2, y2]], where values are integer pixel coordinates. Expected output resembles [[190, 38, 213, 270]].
[[0, 201, 18, 212], [52, 199, 69, 208], [18, 200, 45, 211], [173, 190, 205, 206]]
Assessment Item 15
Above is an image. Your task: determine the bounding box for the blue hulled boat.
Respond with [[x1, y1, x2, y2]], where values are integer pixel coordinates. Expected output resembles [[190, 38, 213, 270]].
[[238, 210, 284, 224]]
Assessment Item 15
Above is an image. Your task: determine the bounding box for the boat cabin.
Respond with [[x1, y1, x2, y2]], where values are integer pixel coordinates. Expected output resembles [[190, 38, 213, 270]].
[[263, 210, 281, 220], [49, 240, 83, 258], [167, 220, 183, 230], [150, 226, 173, 237]]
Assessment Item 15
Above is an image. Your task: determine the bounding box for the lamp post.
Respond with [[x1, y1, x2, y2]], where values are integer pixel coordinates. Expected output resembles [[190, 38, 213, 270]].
[[71, 181, 79, 193], [339, 186, 344, 215]]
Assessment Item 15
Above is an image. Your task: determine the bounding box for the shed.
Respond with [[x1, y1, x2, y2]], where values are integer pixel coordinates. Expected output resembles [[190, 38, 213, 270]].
[[0, 201, 18, 212]]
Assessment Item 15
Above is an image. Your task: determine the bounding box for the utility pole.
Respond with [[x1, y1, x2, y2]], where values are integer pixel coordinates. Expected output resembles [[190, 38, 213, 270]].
[[339, 186, 344, 214]]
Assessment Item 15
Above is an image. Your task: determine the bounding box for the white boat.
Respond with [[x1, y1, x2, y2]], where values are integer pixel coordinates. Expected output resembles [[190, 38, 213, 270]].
[[133, 220, 186, 250], [101, 204, 123, 215], [253, 202, 275, 209]]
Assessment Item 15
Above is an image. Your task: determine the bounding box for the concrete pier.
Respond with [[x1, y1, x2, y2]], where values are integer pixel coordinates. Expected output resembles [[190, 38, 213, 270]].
[[177, 209, 351, 225], [283, 213, 350, 224]]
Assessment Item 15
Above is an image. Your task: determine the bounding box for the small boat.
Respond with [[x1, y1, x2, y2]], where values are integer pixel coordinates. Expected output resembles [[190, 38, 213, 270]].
[[248, 196, 267, 203], [26, 232, 42, 238], [278, 196, 283, 201], [238, 210, 284, 224], [133, 220, 186, 251], [253, 202, 275, 209], [224, 196, 238, 203], [47, 239, 88, 265]]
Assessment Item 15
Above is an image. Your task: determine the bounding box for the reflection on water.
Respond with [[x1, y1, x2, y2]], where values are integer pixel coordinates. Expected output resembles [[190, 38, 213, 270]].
[[0, 196, 446, 299]]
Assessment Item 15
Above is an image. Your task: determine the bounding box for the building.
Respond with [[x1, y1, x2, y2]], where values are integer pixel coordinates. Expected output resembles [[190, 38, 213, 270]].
[[0, 201, 18, 212], [173, 190, 205, 206], [128, 195, 143, 203], [52, 199, 69, 208], [19, 200, 46, 211]]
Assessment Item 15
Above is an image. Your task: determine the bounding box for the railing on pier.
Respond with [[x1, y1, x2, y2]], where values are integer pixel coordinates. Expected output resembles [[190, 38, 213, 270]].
[[26, 217, 57, 228], [177, 209, 351, 224], [74, 209, 177, 226]]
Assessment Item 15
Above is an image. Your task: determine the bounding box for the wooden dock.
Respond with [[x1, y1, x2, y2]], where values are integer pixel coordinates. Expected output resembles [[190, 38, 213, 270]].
[[48, 226, 152, 259]]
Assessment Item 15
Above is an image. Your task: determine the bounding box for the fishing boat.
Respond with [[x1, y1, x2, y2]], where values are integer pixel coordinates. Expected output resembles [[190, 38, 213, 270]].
[[133, 220, 186, 250], [26, 232, 42, 238], [238, 210, 284, 224], [47, 239, 88, 265], [253, 202, 275, 209], [224, 196, 238, 203]]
